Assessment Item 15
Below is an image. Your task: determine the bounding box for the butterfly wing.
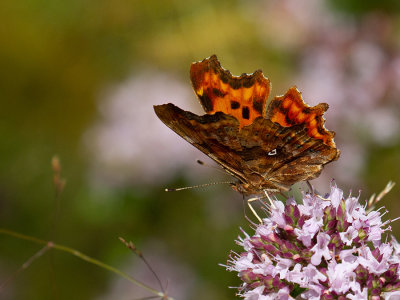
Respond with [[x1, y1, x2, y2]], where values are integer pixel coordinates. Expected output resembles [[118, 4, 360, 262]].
[[233, 87, 340, 192], [154, 103, 249, 184], [155, 56, 340, 195], [190, 55, 271, 129], [236, 117, 339, 192], [154, 102, 339, 194], [154, 103, 338, 194]]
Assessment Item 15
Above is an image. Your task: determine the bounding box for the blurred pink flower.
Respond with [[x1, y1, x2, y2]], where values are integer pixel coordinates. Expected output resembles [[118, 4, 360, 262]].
[[84, 70, 217, 187], [248, 0, 400, 188]]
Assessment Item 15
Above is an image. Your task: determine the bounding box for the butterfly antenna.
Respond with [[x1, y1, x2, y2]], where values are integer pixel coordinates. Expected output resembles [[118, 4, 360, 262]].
[[196, 159, 228, 175], [165, 181, 234, 192]]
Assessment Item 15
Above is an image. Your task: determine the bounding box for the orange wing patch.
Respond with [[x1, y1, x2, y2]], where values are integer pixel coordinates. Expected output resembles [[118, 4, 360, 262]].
[[155, 55, 340, 195], [190, 55, 271, 129], [266, 87, 336, 147]]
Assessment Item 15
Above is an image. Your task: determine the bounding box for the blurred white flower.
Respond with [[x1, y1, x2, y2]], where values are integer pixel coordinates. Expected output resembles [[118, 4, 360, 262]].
[[84, 70, 216, 188]]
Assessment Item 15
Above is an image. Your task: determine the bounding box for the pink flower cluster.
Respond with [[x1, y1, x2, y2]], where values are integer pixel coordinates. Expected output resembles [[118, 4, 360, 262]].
[[227, 185, 400, 299]]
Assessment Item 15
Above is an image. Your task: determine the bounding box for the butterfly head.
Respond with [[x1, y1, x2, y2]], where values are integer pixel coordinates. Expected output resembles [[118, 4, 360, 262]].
[[230, 182, 250, 195]]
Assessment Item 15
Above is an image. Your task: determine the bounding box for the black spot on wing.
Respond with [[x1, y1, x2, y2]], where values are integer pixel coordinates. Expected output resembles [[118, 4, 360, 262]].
[[242, 77, 254, 88], [213, 88, 226, 98], [284, 109, 296, 125], [231, 101, 240, 109], [252, 98, 263, 114], [230, 79, 242, 89], [242, 106, 250, 119], [219, 71, 230, 84], [200, 94, 213, 112]]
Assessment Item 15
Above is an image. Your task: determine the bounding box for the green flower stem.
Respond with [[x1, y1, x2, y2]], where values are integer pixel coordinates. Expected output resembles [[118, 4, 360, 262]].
[[0, 228, 173, 300]]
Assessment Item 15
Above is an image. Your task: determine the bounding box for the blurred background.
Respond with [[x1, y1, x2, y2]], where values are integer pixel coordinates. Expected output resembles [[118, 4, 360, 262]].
[[1, 0, 400, 299]]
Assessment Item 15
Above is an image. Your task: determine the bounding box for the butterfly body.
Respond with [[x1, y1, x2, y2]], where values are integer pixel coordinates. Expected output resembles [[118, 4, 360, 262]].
[[154, 55, 340, 195]]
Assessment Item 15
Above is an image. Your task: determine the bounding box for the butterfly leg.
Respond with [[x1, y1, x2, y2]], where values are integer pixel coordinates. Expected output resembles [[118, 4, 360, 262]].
[[306, 180, 314, 194], [316, 194, 330, 201], [264, 190, 276, 209], [247, 191, 278, 224], [247, 197, 263, 224]]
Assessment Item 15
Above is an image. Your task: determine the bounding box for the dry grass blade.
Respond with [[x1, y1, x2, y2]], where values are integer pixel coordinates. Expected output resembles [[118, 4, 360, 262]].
[[119, 237, 171, 300], [367, 181, 396, 211]]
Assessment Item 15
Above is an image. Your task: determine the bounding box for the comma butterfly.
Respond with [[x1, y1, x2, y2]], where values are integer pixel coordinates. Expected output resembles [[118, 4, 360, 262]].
[[154, 55, 340, 195]]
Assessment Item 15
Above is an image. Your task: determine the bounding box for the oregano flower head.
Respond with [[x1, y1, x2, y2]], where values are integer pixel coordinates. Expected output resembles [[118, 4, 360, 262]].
[[227, 183, 400, 299]]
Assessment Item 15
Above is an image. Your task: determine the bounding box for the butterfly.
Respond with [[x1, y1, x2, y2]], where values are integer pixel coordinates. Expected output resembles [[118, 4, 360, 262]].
[[154, 55, 340, 195]]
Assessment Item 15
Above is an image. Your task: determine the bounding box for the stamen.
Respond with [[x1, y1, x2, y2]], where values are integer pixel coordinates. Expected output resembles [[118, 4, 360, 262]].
[[390, 216, 400, 223]]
